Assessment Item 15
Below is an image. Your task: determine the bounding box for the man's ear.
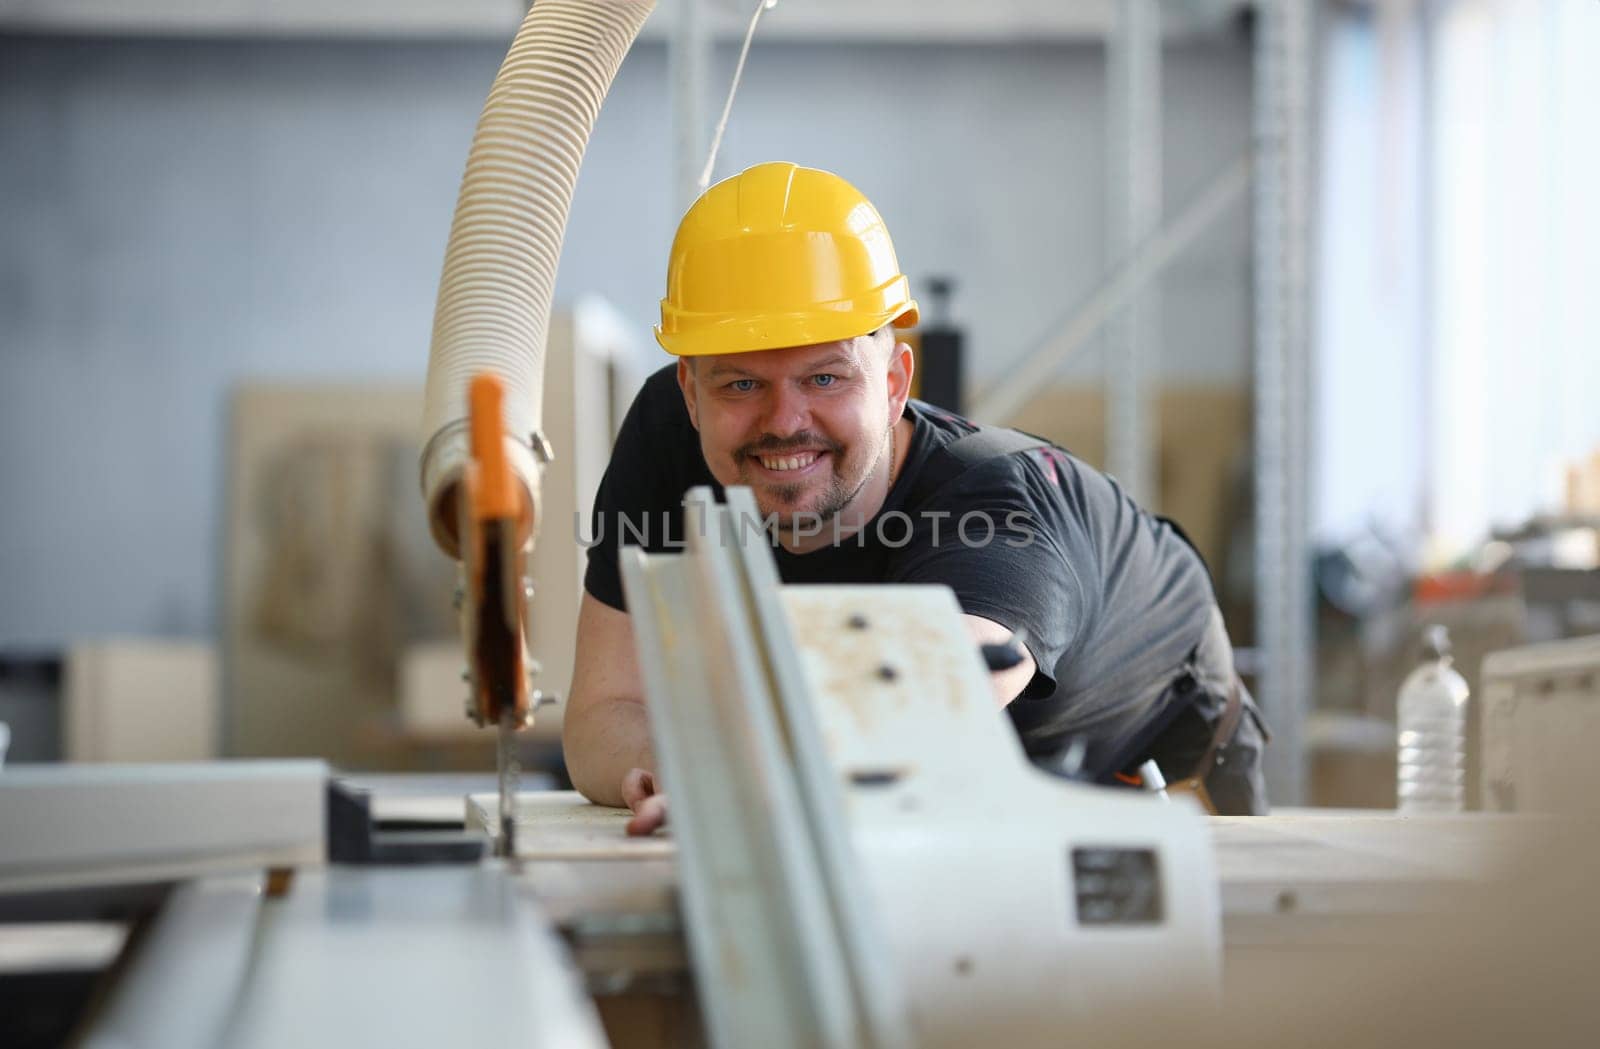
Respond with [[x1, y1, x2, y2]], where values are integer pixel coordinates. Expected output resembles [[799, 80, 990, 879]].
[[676, 357, 700, 431], [886, 338, 915, 419]]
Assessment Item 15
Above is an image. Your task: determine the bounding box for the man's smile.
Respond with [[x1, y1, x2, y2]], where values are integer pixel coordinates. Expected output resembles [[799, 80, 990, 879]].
[[749, 449, 830, 478]]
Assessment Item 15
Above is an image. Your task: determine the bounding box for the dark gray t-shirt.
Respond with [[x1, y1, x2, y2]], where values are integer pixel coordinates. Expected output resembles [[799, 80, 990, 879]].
[[584, 365, 1217, 777]]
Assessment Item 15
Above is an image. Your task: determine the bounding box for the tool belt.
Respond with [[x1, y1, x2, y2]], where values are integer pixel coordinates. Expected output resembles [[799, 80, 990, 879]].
[[1105, 626, 1271, 811], [1158, 677, 1244, 815]]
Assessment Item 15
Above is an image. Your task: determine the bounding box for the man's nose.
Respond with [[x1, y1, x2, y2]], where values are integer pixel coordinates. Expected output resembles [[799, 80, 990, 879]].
[[759, 383, 811, 436]]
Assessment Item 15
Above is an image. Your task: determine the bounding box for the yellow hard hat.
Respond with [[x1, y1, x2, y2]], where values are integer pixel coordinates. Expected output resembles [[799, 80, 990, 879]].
[[655, 162, 919, 357]]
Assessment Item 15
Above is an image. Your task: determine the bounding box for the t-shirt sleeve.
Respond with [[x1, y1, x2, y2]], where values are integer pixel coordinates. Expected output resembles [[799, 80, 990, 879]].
[[582, 368, 692, 612], [883, 455, 1091, 699], [582, 457, 631, 611]]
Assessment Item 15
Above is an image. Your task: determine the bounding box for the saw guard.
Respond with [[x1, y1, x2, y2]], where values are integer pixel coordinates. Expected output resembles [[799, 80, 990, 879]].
[[462, 374, 531, 729]]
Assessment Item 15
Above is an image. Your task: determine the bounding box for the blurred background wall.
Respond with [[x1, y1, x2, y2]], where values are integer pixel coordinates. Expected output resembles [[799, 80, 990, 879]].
[[0, 29, 1253, 646], [4, 1, 1598, 798]]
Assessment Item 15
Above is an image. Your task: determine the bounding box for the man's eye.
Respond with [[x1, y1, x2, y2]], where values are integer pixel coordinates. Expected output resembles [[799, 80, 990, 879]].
[[812, 374, 838, 388], [728, 379, 757, 393]]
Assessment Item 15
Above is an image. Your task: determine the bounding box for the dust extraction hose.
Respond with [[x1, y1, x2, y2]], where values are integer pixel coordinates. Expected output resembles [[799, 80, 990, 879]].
[[420, 0, 656, 557]]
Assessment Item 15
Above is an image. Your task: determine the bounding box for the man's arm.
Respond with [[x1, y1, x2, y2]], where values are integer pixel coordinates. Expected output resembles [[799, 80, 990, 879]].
[[963, 613, 1037, 708], [563, 594, 1031, 802], [562, 592, 653, 808]]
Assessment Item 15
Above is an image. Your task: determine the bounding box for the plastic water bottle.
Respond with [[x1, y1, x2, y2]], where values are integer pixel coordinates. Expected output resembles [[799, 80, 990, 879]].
[[1396, 625, 1471, 813]]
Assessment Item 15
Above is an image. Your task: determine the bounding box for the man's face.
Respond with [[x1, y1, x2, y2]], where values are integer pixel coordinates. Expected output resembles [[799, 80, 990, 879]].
[[677, 333, 912, 529]]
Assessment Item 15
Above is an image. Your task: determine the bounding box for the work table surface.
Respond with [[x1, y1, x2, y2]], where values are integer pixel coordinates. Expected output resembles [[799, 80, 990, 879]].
[[439, 789, 1540, 958]]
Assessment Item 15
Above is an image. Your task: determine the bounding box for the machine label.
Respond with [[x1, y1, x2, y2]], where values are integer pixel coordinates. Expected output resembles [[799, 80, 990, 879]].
[[1071, 847, 1163, 925]]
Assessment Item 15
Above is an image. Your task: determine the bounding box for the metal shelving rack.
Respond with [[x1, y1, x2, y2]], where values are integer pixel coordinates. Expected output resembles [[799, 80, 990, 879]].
[[1106, 0, 1164, 509], [1250, 0, 1315, 805]]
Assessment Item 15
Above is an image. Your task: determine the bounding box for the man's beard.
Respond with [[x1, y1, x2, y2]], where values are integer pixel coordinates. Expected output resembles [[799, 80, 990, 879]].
[[736, 425, 892, 533]]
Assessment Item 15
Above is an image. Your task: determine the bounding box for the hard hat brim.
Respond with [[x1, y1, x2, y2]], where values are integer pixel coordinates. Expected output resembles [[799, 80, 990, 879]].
[[654, 302, 919, 358]]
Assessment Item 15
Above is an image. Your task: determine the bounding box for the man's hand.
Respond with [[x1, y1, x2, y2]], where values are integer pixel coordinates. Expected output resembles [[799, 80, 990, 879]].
[[621, 767, 669, 836], [564, 594, 655, 807], [564, 595, 668, 834]]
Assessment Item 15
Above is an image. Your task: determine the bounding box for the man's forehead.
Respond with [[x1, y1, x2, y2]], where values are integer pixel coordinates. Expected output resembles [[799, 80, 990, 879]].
[[700, 339, 868, 378]]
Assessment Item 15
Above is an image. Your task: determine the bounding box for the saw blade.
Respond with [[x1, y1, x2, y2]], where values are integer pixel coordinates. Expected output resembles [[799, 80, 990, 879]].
[[496, 707, 519, 859]]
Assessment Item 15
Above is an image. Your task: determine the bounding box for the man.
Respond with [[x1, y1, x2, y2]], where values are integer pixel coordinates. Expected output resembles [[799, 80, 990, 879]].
[[563, 162, 1268, 831]]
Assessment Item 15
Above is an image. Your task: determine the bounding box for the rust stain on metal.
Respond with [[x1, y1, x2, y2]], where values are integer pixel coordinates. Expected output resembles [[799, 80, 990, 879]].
[[783, 593, 980, 741]]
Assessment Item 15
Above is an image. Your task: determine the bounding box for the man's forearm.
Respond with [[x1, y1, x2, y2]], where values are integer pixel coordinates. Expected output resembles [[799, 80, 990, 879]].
[[563, 696, 656, 807]]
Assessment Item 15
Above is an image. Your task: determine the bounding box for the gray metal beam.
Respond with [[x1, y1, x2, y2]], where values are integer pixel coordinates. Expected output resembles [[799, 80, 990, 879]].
[[1105, 0, 1164, 505], [1252, 0, 1316, 806], [669, 0, 710, 211]]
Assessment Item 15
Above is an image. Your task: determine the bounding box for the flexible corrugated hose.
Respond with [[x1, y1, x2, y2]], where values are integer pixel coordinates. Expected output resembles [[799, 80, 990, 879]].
[[421, 0, 656, 557]]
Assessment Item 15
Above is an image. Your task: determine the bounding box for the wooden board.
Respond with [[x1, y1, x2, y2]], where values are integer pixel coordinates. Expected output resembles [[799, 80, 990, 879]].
[[1209, 809, 1546, 949], [483, 793, 1541, 930], [466, 791, 674, 861], [439, 790, 1558, 1041], [1212, 809, 1536, 888], [489, 794, 1535, 884]]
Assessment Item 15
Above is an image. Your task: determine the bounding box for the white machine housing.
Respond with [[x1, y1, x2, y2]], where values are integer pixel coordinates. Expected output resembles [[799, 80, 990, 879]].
[[621, 487, 1221, 1049], [783, 585, 1222, 1036], [1481, 633, 1600, 813]]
